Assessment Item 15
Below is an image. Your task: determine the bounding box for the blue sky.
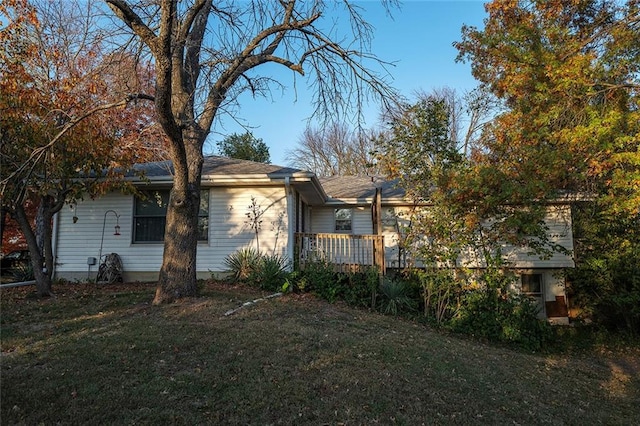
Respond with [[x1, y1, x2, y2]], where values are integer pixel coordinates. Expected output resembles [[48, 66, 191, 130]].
[[207, 1, 488, 166]]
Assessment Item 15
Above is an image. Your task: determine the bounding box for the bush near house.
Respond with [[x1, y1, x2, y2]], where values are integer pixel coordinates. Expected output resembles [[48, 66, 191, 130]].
[[222, 248, 289, 292], [290, 259, 552, 350], [226, 251, 633, 351]]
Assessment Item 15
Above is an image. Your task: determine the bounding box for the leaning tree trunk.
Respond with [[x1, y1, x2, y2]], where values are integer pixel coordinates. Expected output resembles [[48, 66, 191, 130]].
[[13, 202, 53, 297]]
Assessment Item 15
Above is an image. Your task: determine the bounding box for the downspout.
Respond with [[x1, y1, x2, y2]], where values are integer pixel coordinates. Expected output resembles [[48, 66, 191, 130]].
[[284, 177, 295, 271]]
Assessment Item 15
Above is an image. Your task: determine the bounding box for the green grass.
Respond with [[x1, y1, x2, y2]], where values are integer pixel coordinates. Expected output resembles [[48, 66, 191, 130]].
[[2, 281, 639, 425]]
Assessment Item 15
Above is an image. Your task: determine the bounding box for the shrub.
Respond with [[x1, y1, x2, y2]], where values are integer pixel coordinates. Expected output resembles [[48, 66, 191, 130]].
[[416, 268, 462, 324], [501, 294, 554, 350], [223, 249, 291, 291], [291, 262, 381, 308], [223, 248, 262, 282], [302, 259, 340, 302], [11, 263, 34, 282], [282, 271, 305, 293], [450, 268, 552, 351], [378, 277, 415, 316], [251, 254, 290, 291], [342, 266, 380, 309], [586, 247, 640, 334]]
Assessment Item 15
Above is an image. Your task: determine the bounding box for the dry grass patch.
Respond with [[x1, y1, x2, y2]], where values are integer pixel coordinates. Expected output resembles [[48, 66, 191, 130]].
[[1, 281, 639, 424]]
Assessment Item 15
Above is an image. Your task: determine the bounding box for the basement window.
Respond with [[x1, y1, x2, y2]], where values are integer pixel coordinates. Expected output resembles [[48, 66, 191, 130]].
[[521, 273, 543, 296]]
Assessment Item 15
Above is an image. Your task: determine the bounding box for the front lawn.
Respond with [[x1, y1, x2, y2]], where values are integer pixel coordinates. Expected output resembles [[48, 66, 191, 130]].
[[1, 281, 638, 424]]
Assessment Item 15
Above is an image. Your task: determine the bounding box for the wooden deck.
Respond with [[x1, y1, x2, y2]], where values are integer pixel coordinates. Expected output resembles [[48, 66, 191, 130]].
[[294, 233, 385, 274]]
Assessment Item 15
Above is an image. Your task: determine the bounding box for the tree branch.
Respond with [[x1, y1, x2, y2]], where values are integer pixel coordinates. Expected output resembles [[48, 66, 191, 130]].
[[1, 94, 155, 191], [105, 0, 159, 55]]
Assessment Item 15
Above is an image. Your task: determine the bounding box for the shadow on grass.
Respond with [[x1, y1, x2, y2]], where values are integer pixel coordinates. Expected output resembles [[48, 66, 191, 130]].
[[1, 281, 639, 424]]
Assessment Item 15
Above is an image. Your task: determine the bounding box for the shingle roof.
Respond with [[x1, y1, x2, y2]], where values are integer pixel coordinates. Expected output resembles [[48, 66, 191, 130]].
[[129, 157, 408, 203], [131, 156, 306, 178], [319, 176, 405, 201]]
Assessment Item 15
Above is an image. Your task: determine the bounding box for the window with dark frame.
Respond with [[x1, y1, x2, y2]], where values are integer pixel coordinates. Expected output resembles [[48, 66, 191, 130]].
[[521, 273, 543, 295], [334, 208, 352, 232], [134, 190, 209, 242]]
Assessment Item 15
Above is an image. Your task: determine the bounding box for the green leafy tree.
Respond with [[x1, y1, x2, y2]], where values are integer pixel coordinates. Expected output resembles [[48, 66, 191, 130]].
[[455, 0, 640, 331], [375, 96, 471, 322], [217, 132, 270, 163], [376, 94, 557, 332], [568, 204, 640, 332]]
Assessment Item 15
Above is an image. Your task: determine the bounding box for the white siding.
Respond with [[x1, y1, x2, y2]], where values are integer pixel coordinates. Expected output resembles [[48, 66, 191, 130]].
[[310, 207, 333, 233], [308, 204, 575, 270], [310, 206, 373, 234], [207, 187, 289, 268], [457, 205, 574, 268], [55, 193, 138, 280], [353, 206, 374, 234], [54, 186, 290, 281], [501, 205, 574, 268]]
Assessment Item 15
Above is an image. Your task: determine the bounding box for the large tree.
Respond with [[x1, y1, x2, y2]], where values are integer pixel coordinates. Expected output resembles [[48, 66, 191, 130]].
[[217, 132, 270, 163], [455, 0, 640, 214], [0, 0, 161, 296], [105, 0, 397, 303], [454, 0, 640, 330], [375, 96, 473, 267]]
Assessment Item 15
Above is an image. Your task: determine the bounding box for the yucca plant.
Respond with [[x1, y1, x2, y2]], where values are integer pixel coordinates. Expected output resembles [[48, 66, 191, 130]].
[[10, 263, 34, 282], [223, 248, 261, 282], [251, 254, 290, 291], [378, 278, 415, 316]]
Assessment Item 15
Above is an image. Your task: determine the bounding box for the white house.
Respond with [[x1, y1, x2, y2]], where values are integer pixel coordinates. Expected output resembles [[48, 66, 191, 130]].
[[310, 175, 574, 321], [52, 156, 574, 320]]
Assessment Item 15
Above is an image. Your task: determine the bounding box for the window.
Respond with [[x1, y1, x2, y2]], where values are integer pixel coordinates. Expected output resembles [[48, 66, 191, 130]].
[[134, 190, 209, 242], [334, 208, 352, 232], [382, 207, 397, 232], [521, 273, 542, 295], [521, 273, 545, 318]]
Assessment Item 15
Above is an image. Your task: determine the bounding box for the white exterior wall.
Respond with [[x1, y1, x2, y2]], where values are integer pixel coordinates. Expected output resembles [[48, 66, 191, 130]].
[[381, 205, 574, 270], [310, 205, 373, 234], [208, 186, 289, 263], [55, 193, 138, 281], [54, 186, 289, 281], [501, 205, 574, 268]]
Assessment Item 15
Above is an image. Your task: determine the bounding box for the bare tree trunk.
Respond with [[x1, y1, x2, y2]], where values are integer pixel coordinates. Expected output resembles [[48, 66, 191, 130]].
[[41, 197, 56, 282], [153, 133, 204, 304], [14, 203, 52, 297], [153, 186, 200, 303]]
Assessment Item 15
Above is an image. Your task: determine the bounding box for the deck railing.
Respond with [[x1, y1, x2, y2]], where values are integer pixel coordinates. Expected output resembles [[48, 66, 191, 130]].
[[294, 233, 385, 274]]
